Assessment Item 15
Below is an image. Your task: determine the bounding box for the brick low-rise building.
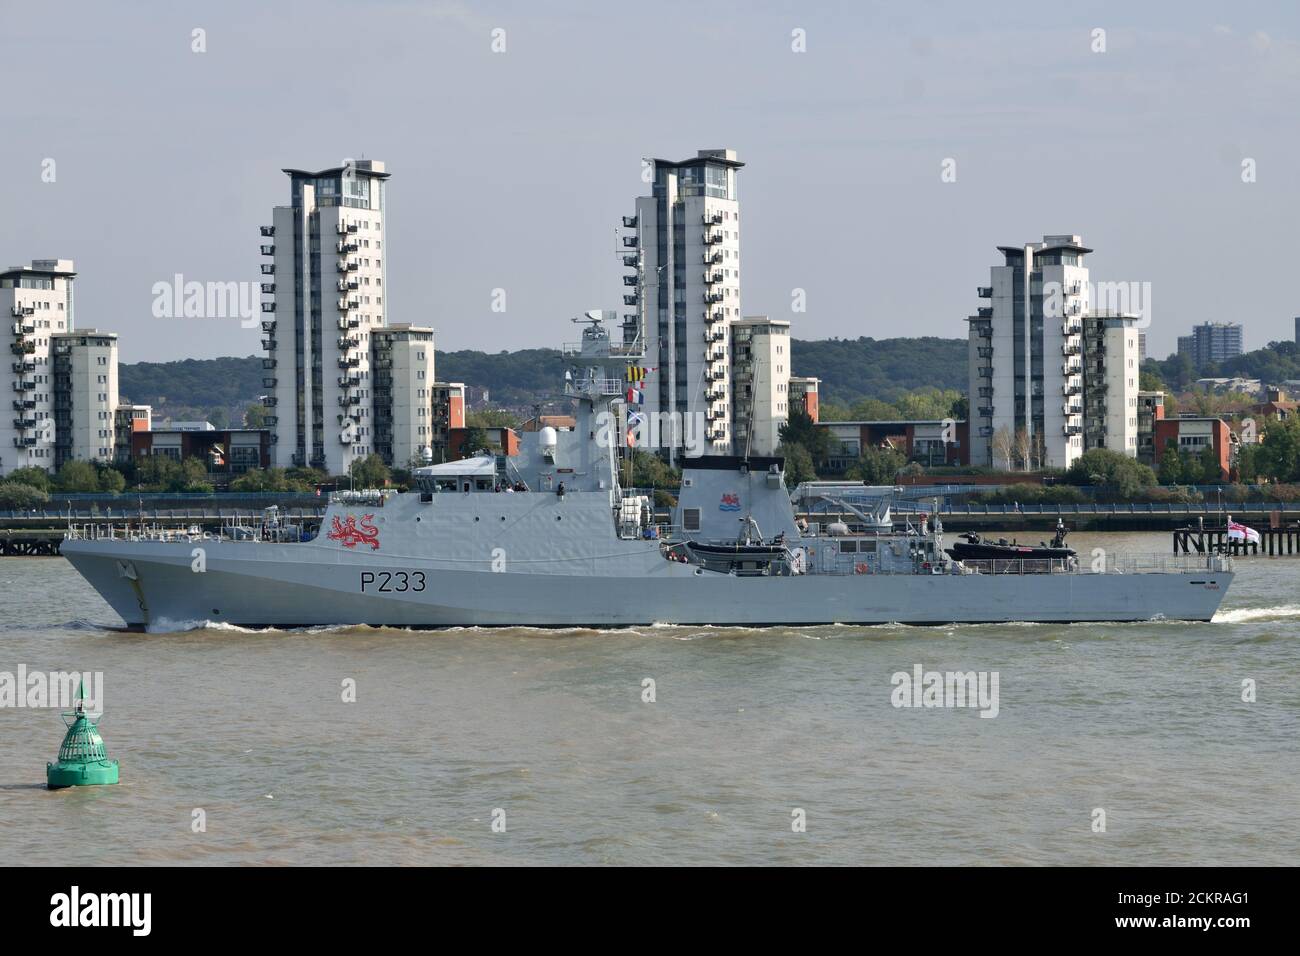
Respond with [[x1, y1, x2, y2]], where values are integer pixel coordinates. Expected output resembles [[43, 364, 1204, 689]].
[[130, 425, 271, 476], [815, 419, 969, 473], [1152, 416, 1231, 481]]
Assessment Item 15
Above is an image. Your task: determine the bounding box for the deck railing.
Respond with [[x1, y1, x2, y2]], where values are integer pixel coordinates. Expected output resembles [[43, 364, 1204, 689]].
[[954, 552, 1230, 575]]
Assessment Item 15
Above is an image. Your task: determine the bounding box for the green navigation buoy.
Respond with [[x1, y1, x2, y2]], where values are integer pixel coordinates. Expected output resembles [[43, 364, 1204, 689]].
[[46, 681, 119, 790]]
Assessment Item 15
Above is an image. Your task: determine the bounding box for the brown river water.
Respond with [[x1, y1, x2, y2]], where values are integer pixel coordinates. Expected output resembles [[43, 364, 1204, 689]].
[[0, 532, 1296, 865]]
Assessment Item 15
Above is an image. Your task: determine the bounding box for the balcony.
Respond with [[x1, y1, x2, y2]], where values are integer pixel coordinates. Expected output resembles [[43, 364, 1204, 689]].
[[338, 336, 359, 350], [977, 406, 994, 418], [263, 377, 277, 388], [337, 317, 360, 330], [13, 322, 35, 336], [261, 319, 276, 333], [337, 241, 359, 254], [13, 418, 36, 429], [704, 292, 723, 304], [975, 307, 993, 318], [10, 306, 34, 318], [11, 343, 35, 355], [261, 338, 276, 351], [264, 416, 279, 426], [260, 245, 275, 256], [978, 426, 994, 438], [705, 271, 723, 284], [338, 375, 361, 387], [12, 400, 34, 411], [261, 282, 275, 294], [623, 215, 638, 228], [622, 236, 638, 248], [977, 366, 993, 378], [1062, 362, 1082, 376], [623, 294, 638, 307], [11, 361, 35, 373], [705, 212, 723, 225], [706, 387, 726, 401], [339, 357, 360, 368], [263, 396, 278, 407], [13, 380, 36, 391], [262, 358, 277, 369], [260, 302, 275, 313], [1062, 342, 1080, 355], [1064, 403, 1082, 415], [976, 326, 992, 339], [1063, 424, 1082, 436], [13, 437, 36, 448], [622, 275, 637, 287], [977, 286, 992, 298], [978, 387, 994, 398], [706, 329, 725, 343], [338, 395, 361, 407], [260, 225, 275, 237], [703, 231, 722, 245], [260, 264, 275, 275], [703, 251, 722, 265], [977, 347, 993, 359]]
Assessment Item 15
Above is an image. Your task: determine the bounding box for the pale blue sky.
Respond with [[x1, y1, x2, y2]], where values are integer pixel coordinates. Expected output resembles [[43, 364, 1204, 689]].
[[3, 0, 1298, 362]]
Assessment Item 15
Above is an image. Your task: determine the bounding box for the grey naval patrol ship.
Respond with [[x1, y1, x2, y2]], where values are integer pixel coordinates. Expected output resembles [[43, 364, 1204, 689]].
[[62, 315, 1233, 629]]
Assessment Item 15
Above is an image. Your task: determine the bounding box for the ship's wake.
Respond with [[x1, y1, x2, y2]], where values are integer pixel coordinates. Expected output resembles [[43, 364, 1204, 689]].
[[1212, 604, 1300, 625], [144, 618, 360, 635]]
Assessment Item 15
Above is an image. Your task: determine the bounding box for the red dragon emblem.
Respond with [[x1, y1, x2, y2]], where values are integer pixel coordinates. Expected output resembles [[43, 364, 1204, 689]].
[[327, 513, 380, 550]]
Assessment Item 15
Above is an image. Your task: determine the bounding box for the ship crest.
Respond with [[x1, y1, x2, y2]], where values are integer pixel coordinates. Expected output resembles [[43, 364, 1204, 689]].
[[327, 513, 380, 550]]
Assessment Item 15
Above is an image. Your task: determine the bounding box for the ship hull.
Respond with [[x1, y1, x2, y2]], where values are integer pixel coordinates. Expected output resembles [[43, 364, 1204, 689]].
[[62, 538, 1232, 629]]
